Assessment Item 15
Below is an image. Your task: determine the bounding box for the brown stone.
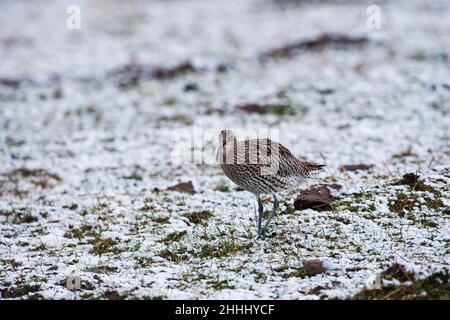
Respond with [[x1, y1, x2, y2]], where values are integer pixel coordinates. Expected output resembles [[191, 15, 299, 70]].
[[167, 181, 196, 194], [303, 259, 325, 276], [294, 184, 341, 210]]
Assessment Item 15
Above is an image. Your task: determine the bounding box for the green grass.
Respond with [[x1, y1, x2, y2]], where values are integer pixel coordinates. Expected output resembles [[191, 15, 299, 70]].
[[160, 230, 187, 243], [265, 104, 297, 116], [89, 236, 125, 255], [197, 239, 252, 259]]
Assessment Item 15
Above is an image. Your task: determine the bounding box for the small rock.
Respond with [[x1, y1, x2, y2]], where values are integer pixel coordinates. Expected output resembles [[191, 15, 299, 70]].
[[216, 62, 233, 73], [167, 181, 196, 194], [183, 82, 199, 92], [0, 78, 22, 89], [294, 184, 342, 210], [339, 164, 374, 172], [303, 259, 325, 276]]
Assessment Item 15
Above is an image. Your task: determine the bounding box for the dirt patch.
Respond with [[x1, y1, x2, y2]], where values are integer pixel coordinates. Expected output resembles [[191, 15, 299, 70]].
[[1, 284, 41, 299], [352, 271, 449, 300], [339, 164, 374, 172], [0, 77, 32, 89], [236, 103, 298, 116], [0, 168, 61, 196], [107, 61, 198, 88], [392, 173, 439, 193], [261, 33, 371, 60], [108, 61, 230, 89], [382, 263, 415, 282]]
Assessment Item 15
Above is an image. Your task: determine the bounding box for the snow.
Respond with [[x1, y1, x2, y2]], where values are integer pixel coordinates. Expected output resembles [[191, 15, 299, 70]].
[[0, 0, 449, 300]]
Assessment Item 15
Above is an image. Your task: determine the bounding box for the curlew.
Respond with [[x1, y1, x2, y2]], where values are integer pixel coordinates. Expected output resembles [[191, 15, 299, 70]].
[[217, 129, 325, 239]]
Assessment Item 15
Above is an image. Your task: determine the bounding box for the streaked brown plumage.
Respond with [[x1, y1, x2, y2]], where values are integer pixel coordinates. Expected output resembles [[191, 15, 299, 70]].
[[217, 129, 324, 239]]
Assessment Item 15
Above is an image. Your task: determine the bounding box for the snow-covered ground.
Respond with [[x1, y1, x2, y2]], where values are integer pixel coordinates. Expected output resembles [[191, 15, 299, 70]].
[[0, 0, 449, 299]]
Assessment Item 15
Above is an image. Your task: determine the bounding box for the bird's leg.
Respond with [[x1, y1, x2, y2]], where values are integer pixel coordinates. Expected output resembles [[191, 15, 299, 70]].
[[260, 192, 279, 239], [256, 195, 264, 238]]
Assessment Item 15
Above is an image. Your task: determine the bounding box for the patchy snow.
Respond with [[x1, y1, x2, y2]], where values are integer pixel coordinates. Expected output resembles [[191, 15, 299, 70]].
[[0, 0, 449, 299]]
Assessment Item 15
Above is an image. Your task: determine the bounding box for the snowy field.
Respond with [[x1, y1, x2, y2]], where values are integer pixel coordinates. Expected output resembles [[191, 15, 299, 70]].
[[0, 0, 449, 299]]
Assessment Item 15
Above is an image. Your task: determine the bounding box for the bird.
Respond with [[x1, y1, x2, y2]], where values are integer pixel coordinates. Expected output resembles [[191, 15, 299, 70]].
[[216, 129, 325, 240]]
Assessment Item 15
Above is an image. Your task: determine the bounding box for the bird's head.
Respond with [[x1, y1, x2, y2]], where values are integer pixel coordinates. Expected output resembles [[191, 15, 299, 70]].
[[218, 129, 235, 146]]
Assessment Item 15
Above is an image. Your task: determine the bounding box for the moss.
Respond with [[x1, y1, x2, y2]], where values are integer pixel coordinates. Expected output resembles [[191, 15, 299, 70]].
[[100, 290, 126, 300], [423, 196, 445, 211], [329, 191, 376, 214], [185, 210, 213, 224]]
